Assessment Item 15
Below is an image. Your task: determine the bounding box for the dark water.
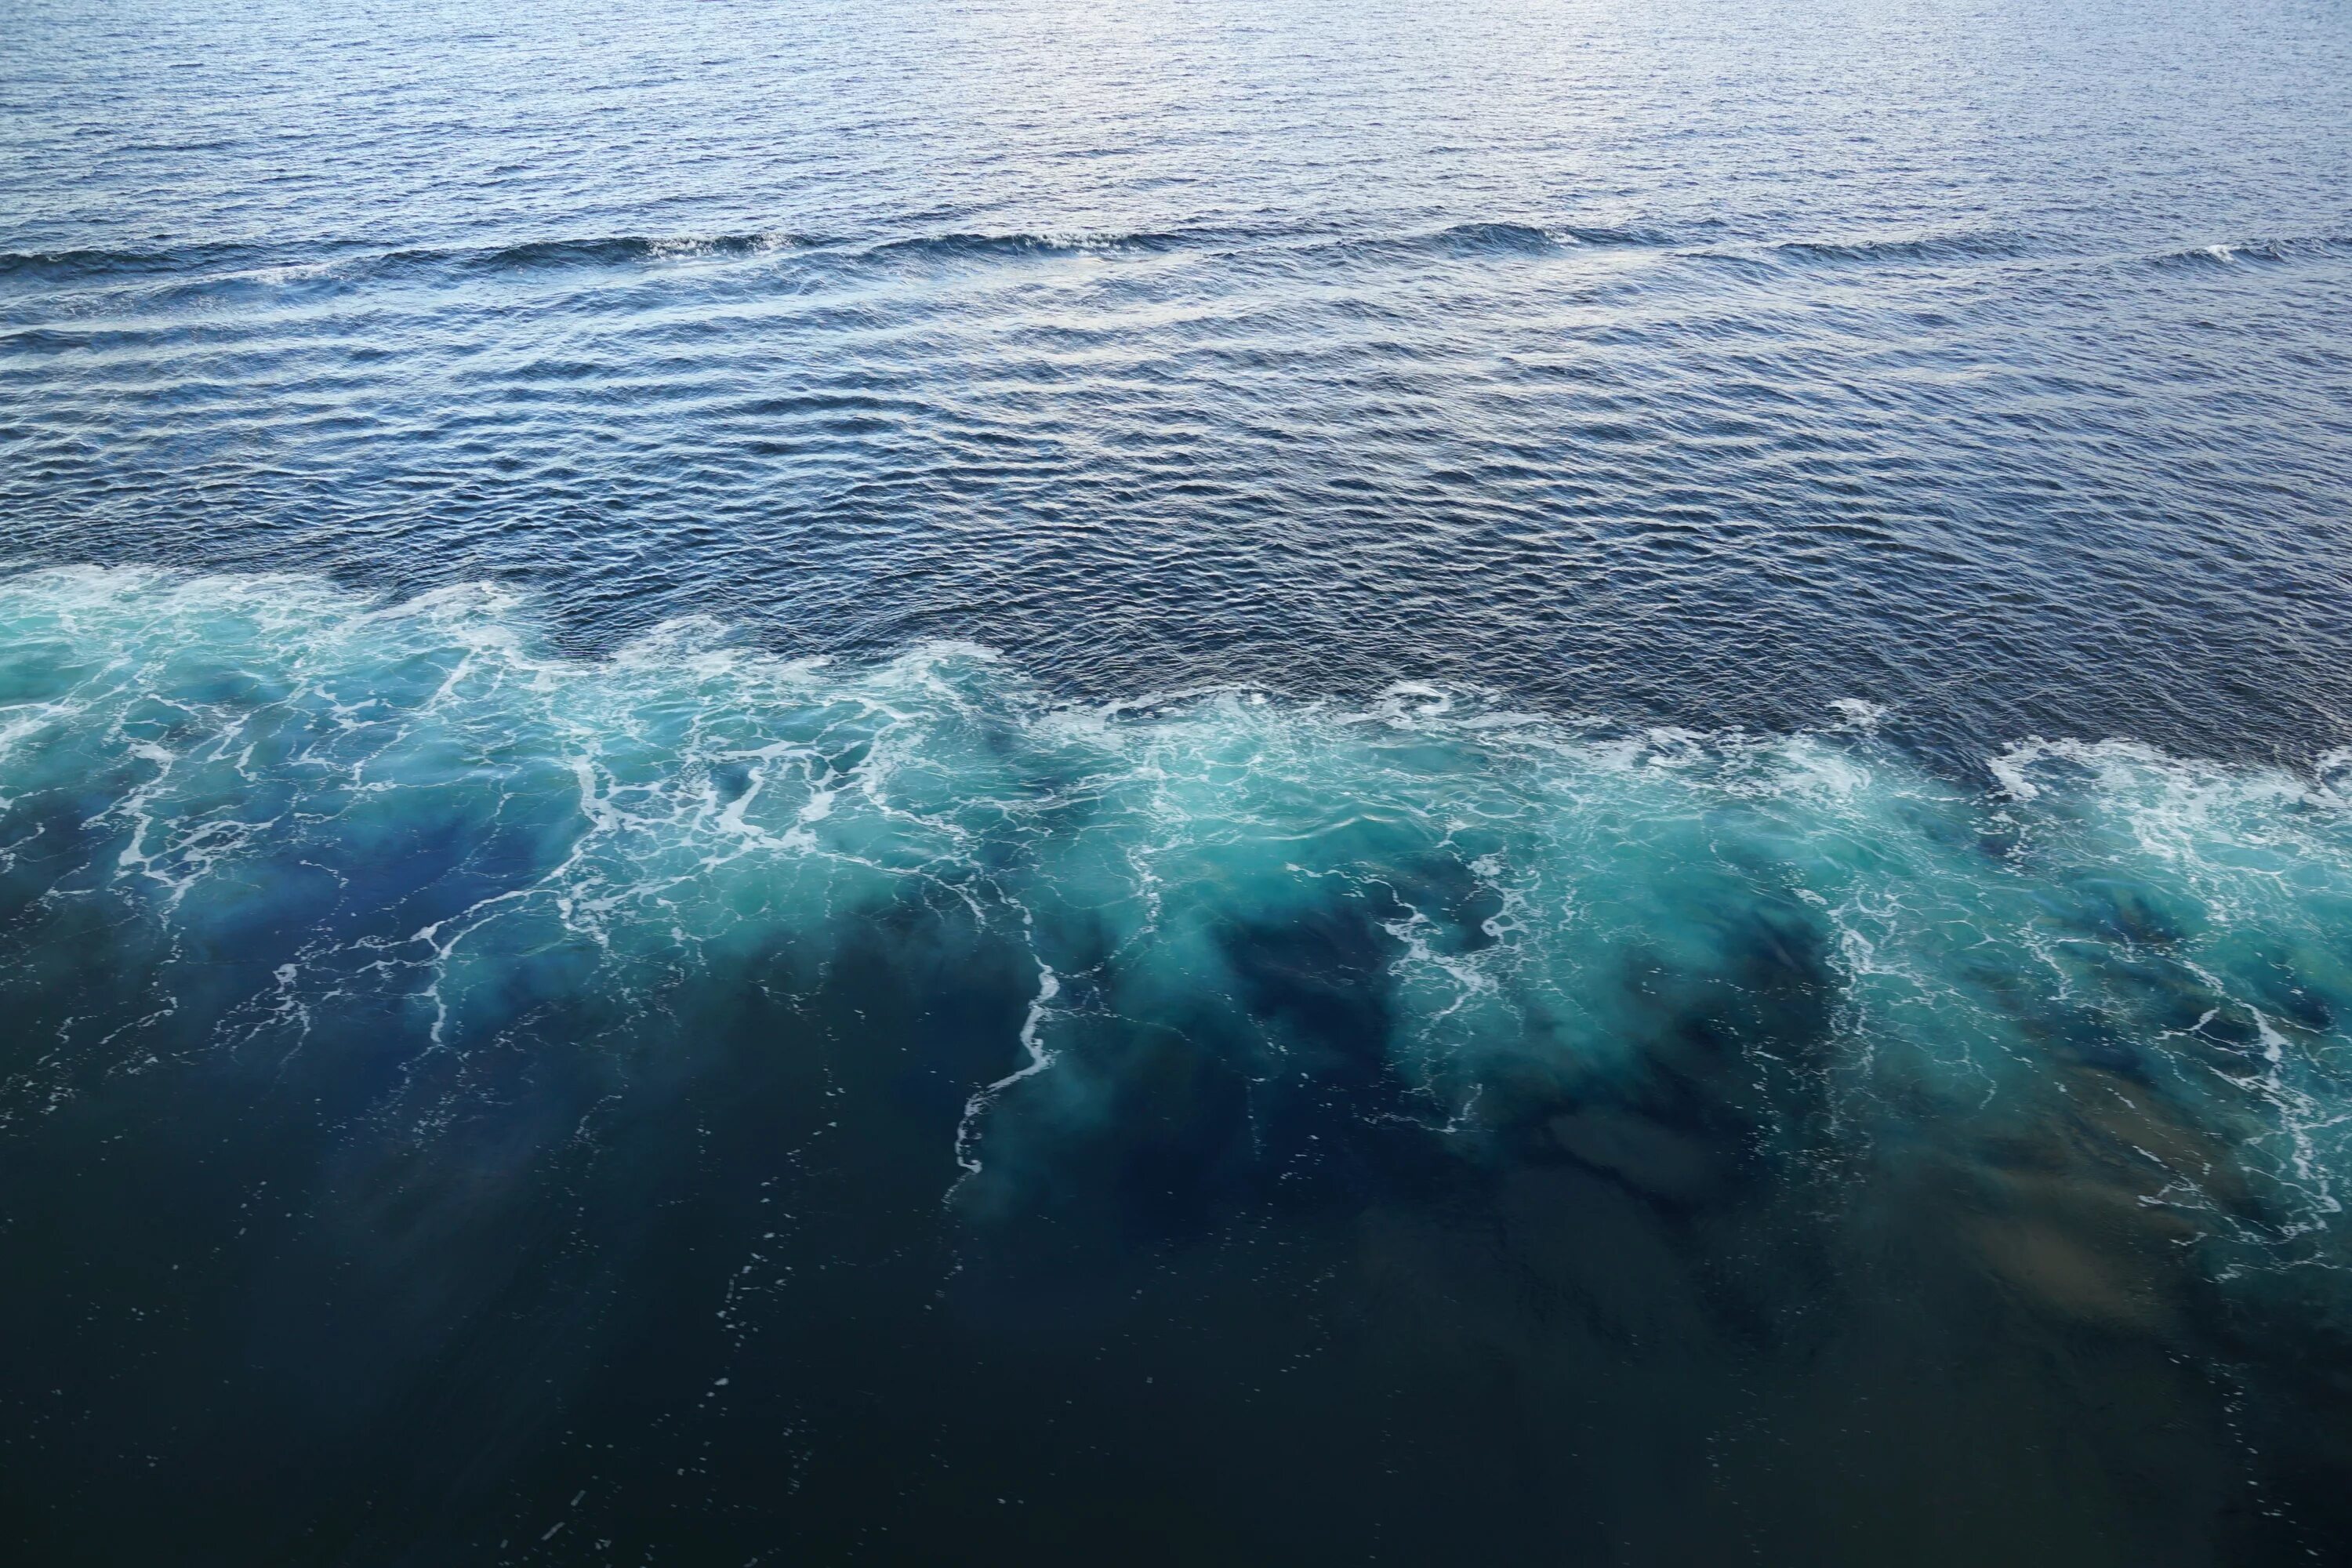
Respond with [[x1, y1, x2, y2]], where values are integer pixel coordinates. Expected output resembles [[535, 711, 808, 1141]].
[[4, 1, 2352, 1563]]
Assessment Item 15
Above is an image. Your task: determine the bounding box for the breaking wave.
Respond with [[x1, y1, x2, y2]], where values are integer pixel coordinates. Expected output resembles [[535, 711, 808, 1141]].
[[14, 223, 2352, 325], [2, 566, 2348, 1316], [2147, 235, 2352, 270], [0, 221, 1657, 297], [0, 218, 1700, 318]]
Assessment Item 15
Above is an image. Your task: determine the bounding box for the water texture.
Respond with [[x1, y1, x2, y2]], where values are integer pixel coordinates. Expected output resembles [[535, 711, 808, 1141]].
[[5, 570, 2351, 1561], [4, 0, 2351, 761], [3, 0, 2352, 1563]]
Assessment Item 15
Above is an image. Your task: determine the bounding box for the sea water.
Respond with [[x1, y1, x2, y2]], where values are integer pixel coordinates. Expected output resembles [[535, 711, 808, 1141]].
[[3, 0, 2351, 1562]]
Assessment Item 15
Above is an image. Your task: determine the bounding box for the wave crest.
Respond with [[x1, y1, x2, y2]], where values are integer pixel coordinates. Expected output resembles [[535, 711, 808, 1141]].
[[2, 566, 2349, 1298]]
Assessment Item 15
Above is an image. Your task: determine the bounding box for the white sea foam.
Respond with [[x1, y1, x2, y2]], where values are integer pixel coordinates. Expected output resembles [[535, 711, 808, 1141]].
[[2, 567, 2349, 1292]]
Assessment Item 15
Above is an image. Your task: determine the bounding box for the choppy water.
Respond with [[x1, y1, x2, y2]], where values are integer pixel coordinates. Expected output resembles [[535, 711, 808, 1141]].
[[4, 1, 2352, 1563]]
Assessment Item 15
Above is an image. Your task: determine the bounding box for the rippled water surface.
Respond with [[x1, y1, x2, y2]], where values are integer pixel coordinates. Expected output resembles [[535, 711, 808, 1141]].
[[4, 1, 2352, 1563]]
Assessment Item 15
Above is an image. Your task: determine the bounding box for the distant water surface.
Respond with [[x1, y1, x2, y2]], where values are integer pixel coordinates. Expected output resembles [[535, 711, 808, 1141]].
[[2, 1, 2351, 1563]]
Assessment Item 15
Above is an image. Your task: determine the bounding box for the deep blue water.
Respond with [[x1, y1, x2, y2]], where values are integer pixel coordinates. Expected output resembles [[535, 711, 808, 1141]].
[[3, 1, 2352, 1563]]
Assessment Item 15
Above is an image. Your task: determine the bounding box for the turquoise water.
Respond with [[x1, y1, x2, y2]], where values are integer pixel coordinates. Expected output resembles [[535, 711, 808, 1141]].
[[5, 567, 2350, 1559]]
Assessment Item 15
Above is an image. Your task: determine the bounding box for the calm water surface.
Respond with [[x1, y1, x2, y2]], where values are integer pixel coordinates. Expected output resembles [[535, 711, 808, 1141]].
[[2, 1, 2350, 1563]]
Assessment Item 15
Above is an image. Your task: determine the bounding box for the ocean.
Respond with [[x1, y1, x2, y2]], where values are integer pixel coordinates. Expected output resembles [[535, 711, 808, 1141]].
[[2, 1, 2350, 1562]]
